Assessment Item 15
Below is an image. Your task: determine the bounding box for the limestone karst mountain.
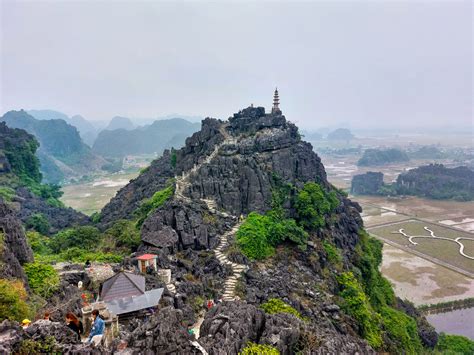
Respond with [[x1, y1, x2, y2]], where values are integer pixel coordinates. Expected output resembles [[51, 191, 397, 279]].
[[0, 121, 89, 233], [95, 103, 438, 353], [92, 118, 200, 158], [2, 110, 106, 183], [28, 109, 99, 146]]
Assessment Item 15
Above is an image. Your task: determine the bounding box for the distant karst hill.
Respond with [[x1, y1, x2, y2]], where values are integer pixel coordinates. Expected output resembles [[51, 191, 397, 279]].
[[28, 109, 98, 146], [0, 121, 89, 233], [2, 110, 106, 183], [104, 116, 135, 131], [326, 128, 355, 140], [351, 164, 474, 201], [357, 148, 409, 166], [92, 118, 200, 158]]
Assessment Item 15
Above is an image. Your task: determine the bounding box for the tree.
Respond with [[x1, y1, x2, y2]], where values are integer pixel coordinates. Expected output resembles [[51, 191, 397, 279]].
[[0, 279, 30, 321], [295, 182, 339, 230]]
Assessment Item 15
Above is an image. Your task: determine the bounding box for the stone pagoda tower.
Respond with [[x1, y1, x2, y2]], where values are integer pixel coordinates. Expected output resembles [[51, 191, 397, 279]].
[[271, 88, 281, 114]]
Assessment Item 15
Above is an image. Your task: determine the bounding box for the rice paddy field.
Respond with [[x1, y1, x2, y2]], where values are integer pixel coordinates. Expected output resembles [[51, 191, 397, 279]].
[[60, 171, 139, 215], [368, 220, 474, 275]]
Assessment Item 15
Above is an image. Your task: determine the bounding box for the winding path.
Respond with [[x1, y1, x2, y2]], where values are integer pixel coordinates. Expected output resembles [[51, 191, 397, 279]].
[[393, 226, 474, 260], [173, 126, 248, 301]]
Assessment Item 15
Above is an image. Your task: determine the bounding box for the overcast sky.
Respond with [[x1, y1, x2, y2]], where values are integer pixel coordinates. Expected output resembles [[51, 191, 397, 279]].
[[1, 0, 472, 130]]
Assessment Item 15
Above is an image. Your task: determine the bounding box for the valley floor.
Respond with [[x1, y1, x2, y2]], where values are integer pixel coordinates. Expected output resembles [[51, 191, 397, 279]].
[[60, 171, 139, 215]]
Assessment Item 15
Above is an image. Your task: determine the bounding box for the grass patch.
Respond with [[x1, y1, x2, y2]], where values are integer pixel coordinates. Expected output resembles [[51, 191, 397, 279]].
[[260, 298, 303, 320]]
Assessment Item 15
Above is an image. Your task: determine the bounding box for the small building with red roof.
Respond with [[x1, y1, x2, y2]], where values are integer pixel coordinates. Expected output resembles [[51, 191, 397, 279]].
[[136, 253, 158, 273]]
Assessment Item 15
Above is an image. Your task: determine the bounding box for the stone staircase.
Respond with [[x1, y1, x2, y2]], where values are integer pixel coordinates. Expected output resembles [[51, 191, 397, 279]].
[[213, 223, 247, 301], [174, 126, 247, 301]]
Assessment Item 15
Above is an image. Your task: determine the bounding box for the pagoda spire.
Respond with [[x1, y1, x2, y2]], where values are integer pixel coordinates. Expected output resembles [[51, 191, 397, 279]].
[[272, 87, 281, 114]]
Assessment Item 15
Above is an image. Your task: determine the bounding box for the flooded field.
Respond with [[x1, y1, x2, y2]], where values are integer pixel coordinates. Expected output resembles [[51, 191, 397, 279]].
[[60, 172, 139, 215], [426, 307, 474, 340], [381, 244, 474, 305]]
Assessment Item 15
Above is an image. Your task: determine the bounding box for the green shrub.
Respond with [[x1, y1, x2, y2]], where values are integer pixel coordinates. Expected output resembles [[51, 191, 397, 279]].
[[355, 231, 395, 309], [236, 212, 308, 260], [0, 186, 15, 202], [0, 279, 31, 322], [260, 298, 302, 319], [170, 150, 177, 168], [25, 213, 50, 235], [26, 231, 51, 255], [91, 212, 101, 223], [104, 219, 141, 251], [135, 184, 174, 227], [18, 336, 59, 355], [380, 306, 422, 354], [24, 262, 60, 298], [435, 333, 474, 355], [295, 182, 339, 230], [60, 248, 123, 263], [236, 212, 275, 260], [337, 272, 383, 349], [322, 240, 342, 264], [49, 226, 102, 253], [240, 342, 279, 355]]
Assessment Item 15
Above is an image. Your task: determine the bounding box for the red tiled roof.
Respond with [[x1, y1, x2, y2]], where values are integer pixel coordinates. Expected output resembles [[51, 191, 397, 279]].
[[136, 254, 157, 260]]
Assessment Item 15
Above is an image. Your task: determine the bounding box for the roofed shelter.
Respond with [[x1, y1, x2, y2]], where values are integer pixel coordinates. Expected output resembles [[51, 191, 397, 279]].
[[100, 271, 145, 301]]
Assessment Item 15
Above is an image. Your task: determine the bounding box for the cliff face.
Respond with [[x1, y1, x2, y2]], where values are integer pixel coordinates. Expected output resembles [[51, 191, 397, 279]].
[[0, 201, 33, 284]]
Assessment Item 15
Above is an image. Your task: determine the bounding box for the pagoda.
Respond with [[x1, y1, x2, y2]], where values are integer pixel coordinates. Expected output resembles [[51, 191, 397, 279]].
[[271, 88, 281, 114]]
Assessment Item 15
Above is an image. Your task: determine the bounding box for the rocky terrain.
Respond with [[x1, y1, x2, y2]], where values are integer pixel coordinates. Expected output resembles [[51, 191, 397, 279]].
[[95, 106, 439, 353], [0, 200, 33, 284]]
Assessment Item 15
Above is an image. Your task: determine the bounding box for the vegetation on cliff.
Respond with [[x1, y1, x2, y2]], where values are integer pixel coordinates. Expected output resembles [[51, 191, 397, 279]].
[[0, 121, 64, 207], [0, 279, 31, 321]]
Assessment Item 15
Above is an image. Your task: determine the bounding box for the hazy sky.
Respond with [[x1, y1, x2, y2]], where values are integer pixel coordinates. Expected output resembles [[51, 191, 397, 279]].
[[1, 0, 472, 130]]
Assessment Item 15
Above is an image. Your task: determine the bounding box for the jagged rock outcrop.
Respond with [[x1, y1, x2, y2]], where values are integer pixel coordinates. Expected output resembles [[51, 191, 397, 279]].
[[199, 302, 375, 354], [0, 319, 103, 354], [97, 104, 434, 353], [0, 200, 33, 283], [351, 171, 385, 195], [12, 187, 90, 234], [141, 199, 235, 251], [123, 306, 196, 353], [101, 107, 329, 245]]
